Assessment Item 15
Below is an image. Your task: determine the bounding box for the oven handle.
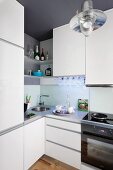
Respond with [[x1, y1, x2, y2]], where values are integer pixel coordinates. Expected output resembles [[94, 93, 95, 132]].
[[82, 131, 113, 144]]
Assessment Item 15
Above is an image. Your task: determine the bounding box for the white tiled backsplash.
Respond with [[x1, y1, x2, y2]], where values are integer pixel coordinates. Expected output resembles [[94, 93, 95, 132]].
[[24, 85, 40, 107], [89, 87, 113, 114], [24, 82, 113, 114], [40, 85, 89, 109]]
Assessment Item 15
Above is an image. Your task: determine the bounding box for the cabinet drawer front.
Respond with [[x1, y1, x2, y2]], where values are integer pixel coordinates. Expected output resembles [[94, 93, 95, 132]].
[[46, 118, 81, 133], [46, 141, 81, 169], [46, 126, 81, 151]]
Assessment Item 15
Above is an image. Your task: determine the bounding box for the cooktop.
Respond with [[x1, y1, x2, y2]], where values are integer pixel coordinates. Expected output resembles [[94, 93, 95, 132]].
[[83, 112, 113, 126]]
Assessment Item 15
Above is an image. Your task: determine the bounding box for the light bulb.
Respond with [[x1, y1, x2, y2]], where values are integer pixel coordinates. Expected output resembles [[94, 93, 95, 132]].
[[83, 20, 93, 29], [80, 22, 93, 37], [79, 12, 95, 37], [80, 19, 93, 36]]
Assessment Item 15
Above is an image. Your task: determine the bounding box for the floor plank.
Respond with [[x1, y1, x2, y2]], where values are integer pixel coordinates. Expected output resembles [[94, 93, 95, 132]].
[[29, 155, 78, 170]]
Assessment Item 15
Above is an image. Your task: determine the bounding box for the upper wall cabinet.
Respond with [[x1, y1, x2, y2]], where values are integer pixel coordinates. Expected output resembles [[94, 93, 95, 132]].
[[86, 9, 113, 85], [0, 0, 24, 47], [53, 24, 85, 76]]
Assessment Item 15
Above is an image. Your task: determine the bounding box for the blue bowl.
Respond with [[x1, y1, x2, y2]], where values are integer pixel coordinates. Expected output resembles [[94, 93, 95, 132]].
[[32, 71, 44, 77]]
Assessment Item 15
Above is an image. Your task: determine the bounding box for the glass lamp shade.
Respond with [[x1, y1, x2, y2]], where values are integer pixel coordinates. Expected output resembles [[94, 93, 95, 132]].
[[69, 0, 107, 36]]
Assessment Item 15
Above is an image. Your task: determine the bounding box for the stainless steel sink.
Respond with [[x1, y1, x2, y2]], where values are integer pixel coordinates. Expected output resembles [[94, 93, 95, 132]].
[[25, 113, 36, 118], [32, 106, 50, 112]]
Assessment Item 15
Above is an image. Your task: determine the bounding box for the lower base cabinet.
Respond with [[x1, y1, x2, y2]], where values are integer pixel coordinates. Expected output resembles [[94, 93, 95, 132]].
[[24, 118, 45, 170], [45, 117, 81, 169], [0, 127, 23, 170], [46, 141, 81, 169]]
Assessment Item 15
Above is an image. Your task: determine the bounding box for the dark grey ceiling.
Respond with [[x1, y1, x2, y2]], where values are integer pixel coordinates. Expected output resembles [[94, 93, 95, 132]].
[[17, 0, 113, 41]]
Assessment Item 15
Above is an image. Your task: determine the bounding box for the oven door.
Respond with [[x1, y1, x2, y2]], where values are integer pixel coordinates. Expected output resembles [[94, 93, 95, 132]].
[[81, 132, 113, 170]]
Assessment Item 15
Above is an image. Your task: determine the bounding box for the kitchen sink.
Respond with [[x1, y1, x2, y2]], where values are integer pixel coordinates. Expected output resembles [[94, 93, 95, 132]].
[[32, 106, 50, 112], [25, 113, 36, 118]]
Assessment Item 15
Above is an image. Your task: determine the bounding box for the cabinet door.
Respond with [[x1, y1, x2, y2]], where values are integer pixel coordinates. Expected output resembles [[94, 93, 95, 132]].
[[46, 126, 81, 151], [0, 0, 24, 47], [46, 141, 81, 169], [0, 127, 23, 170], [53, 24, 85, 76], [0, 40, 24, 131], [24, 118, 45, 170], [86, 9, 113, 85]]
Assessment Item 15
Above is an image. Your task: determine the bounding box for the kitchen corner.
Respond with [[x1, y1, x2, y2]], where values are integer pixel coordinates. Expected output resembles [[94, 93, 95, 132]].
[[1, 0, 113, 170]]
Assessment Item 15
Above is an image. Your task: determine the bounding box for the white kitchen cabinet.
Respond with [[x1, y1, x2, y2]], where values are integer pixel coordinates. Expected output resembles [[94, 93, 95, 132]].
[[0, 127, 23, 170], [86, 9, 113, 85], [0, 40, 24, 131], [0, 0, 24, 47], [24, 118, 45, 170], [46, 141, 81, 169], [53, 24, 85, 76], [0, 40, 24, 86], [46, 126, 81, 151], [45, 118, 81, 169], [46, 117, 81, 133]]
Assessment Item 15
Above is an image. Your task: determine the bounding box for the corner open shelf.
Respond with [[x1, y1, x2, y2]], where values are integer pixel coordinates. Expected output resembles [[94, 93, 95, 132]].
[[25, 55, 53, 65]]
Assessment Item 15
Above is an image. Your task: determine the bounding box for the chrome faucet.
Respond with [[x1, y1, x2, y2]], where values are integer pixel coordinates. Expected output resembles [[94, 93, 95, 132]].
[[39, 95, 49, 105]]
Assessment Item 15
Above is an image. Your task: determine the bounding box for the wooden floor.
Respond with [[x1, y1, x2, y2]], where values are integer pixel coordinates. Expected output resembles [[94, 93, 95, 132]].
[[29, 155, 78, 170]]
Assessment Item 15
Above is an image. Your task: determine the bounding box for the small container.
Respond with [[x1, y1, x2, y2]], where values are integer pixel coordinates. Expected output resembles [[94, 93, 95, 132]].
[[32, 70, 44, 77], [45, 65, 51, 76], [78, 99, 88, 112], [24, 103, 31, 112], [28, 70, 32, 76]]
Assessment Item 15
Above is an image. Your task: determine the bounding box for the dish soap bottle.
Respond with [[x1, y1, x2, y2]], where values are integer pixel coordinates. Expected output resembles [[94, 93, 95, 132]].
[[45, 65, 51, 76]]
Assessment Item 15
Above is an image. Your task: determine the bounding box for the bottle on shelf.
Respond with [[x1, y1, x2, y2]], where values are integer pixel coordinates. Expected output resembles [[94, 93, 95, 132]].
[[40, 48, 45, 61], [45, 65, 51, 76], [34, 45, 40, 61], [46, 51, 49, 60]]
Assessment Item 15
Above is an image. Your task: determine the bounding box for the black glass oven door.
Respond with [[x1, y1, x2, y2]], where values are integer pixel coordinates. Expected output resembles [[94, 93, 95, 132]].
[[81, 134, 113, 170]]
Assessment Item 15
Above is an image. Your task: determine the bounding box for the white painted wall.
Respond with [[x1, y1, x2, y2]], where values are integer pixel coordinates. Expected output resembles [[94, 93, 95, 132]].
[[24, 85, 40, 107]]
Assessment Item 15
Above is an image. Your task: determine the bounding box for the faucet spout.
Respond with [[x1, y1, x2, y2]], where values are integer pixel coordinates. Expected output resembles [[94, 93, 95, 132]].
[[39, 95, 49, 105]]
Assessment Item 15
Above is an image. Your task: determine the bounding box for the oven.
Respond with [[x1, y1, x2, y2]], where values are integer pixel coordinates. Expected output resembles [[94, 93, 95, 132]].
[[81, 123, 113, 170]]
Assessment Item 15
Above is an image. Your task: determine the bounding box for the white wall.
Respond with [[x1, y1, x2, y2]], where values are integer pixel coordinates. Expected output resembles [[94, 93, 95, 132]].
[[24, 85, 40, 107], [90, 87, 113, 114]]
